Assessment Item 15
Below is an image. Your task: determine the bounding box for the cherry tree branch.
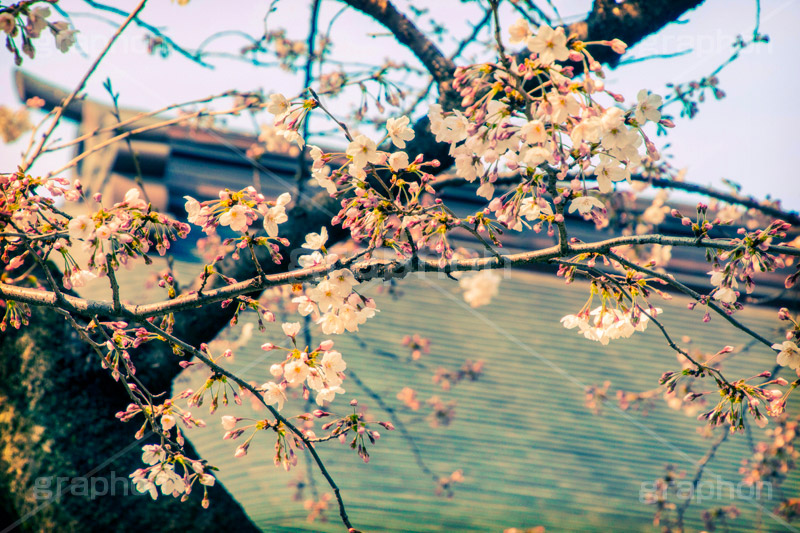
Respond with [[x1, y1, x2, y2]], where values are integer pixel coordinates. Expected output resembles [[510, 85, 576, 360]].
[[601, 175, 800, 226], [339, 0, 455, 85], [607, 251, 778, 350], [138, 320, 357, 532], [21, 0, 149, 171], [3, 234, 796, 321], [433, 172, 800, 225], [567, 0, 707, 68]]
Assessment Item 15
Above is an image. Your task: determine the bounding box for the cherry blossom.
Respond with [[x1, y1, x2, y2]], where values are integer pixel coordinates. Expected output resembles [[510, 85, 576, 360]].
[[316, 385, 345, 406], [568, 196, 605, 216], [561, 307, 661, 345], [282, 322, 301, 338], [386, 115, 415, 148], [526, 24, 569, 66], [219, 204, 252, 233], [285, 359, 310, 384], [388, 151, 410, 171], [262, 381, 287, 410], [593, 155, 630, 193], [68, 215, 94, 240], [508, 18, 531, 45], [635, 89, 663, 124], [160, 414, 177, 431], [221, 415, 238, 430], [302, 227, 328, 251], [346, 134, 380, 169], [51, 22, 77, 53], [263, 192, 291, 237], [267, 93, 289, 117], [773, 341, 800, 372]]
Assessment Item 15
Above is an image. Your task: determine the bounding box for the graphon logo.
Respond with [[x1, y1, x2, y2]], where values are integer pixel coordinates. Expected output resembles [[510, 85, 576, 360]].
[[640, 476, 773, 503], [33, 472, 138, 501]]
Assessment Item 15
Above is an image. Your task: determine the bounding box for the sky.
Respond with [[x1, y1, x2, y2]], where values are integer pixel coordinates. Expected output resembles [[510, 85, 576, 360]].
[[1, 0, 798, 210]]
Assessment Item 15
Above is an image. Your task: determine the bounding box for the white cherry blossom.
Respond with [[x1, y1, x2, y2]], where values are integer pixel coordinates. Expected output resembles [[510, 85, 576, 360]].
[[346, 134, 380, 168], [316, 385, 345, 406], [635, 89, 662, 124], [302, 227, 328, 250], [568, 196, 605, 215], [262, 381, 286, 410], [386, 116, 415, 148], [526, 24, 569, 66], [508, 18, 531, 44], [773, 341, 800, 371], [284, 360, 309, 384], [219, 205, 251, 233], [68, 215, 94, 240]]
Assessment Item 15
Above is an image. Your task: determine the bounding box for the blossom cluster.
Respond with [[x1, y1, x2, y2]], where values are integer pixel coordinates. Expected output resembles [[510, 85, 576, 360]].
[[261, 326, 347, 408], [422, 22, 668, 239], [660, 354, 790, 431], [0, 4, 77, 65], [2, 175, 187, 296], [315, 400, 394, 464], [184, 188, 291, 237], [458, 270, 501, 308], [65, 187, 190, 285], [266, 94, 457, 259], [700, 218, 792, 311], [129, 444, 216, 504], [561, 305, 660, 345], [291, 227, 379, 334]]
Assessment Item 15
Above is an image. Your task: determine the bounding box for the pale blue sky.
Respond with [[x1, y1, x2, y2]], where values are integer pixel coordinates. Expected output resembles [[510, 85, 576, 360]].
[[1, 0, 798, 210]]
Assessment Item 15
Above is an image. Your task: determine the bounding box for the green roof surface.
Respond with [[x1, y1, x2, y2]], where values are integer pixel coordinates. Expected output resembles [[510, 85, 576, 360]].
[[80, 259, 800, 532]]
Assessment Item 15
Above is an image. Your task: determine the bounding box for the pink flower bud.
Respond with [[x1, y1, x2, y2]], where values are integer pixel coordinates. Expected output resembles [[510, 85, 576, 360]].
[[319, 339, 334, 351], [608, 38, 627, 54], [235, 442, 249, 457]]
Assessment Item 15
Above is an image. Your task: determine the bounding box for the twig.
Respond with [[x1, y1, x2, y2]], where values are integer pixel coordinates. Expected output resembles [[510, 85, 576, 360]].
[[80, 0, 212, 67], [348, 368, 439, 484], [675, 430, 729, 527], [21, 0, 149, 171], [608, 252, 778, 350], [139, 320, 356, 531]]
